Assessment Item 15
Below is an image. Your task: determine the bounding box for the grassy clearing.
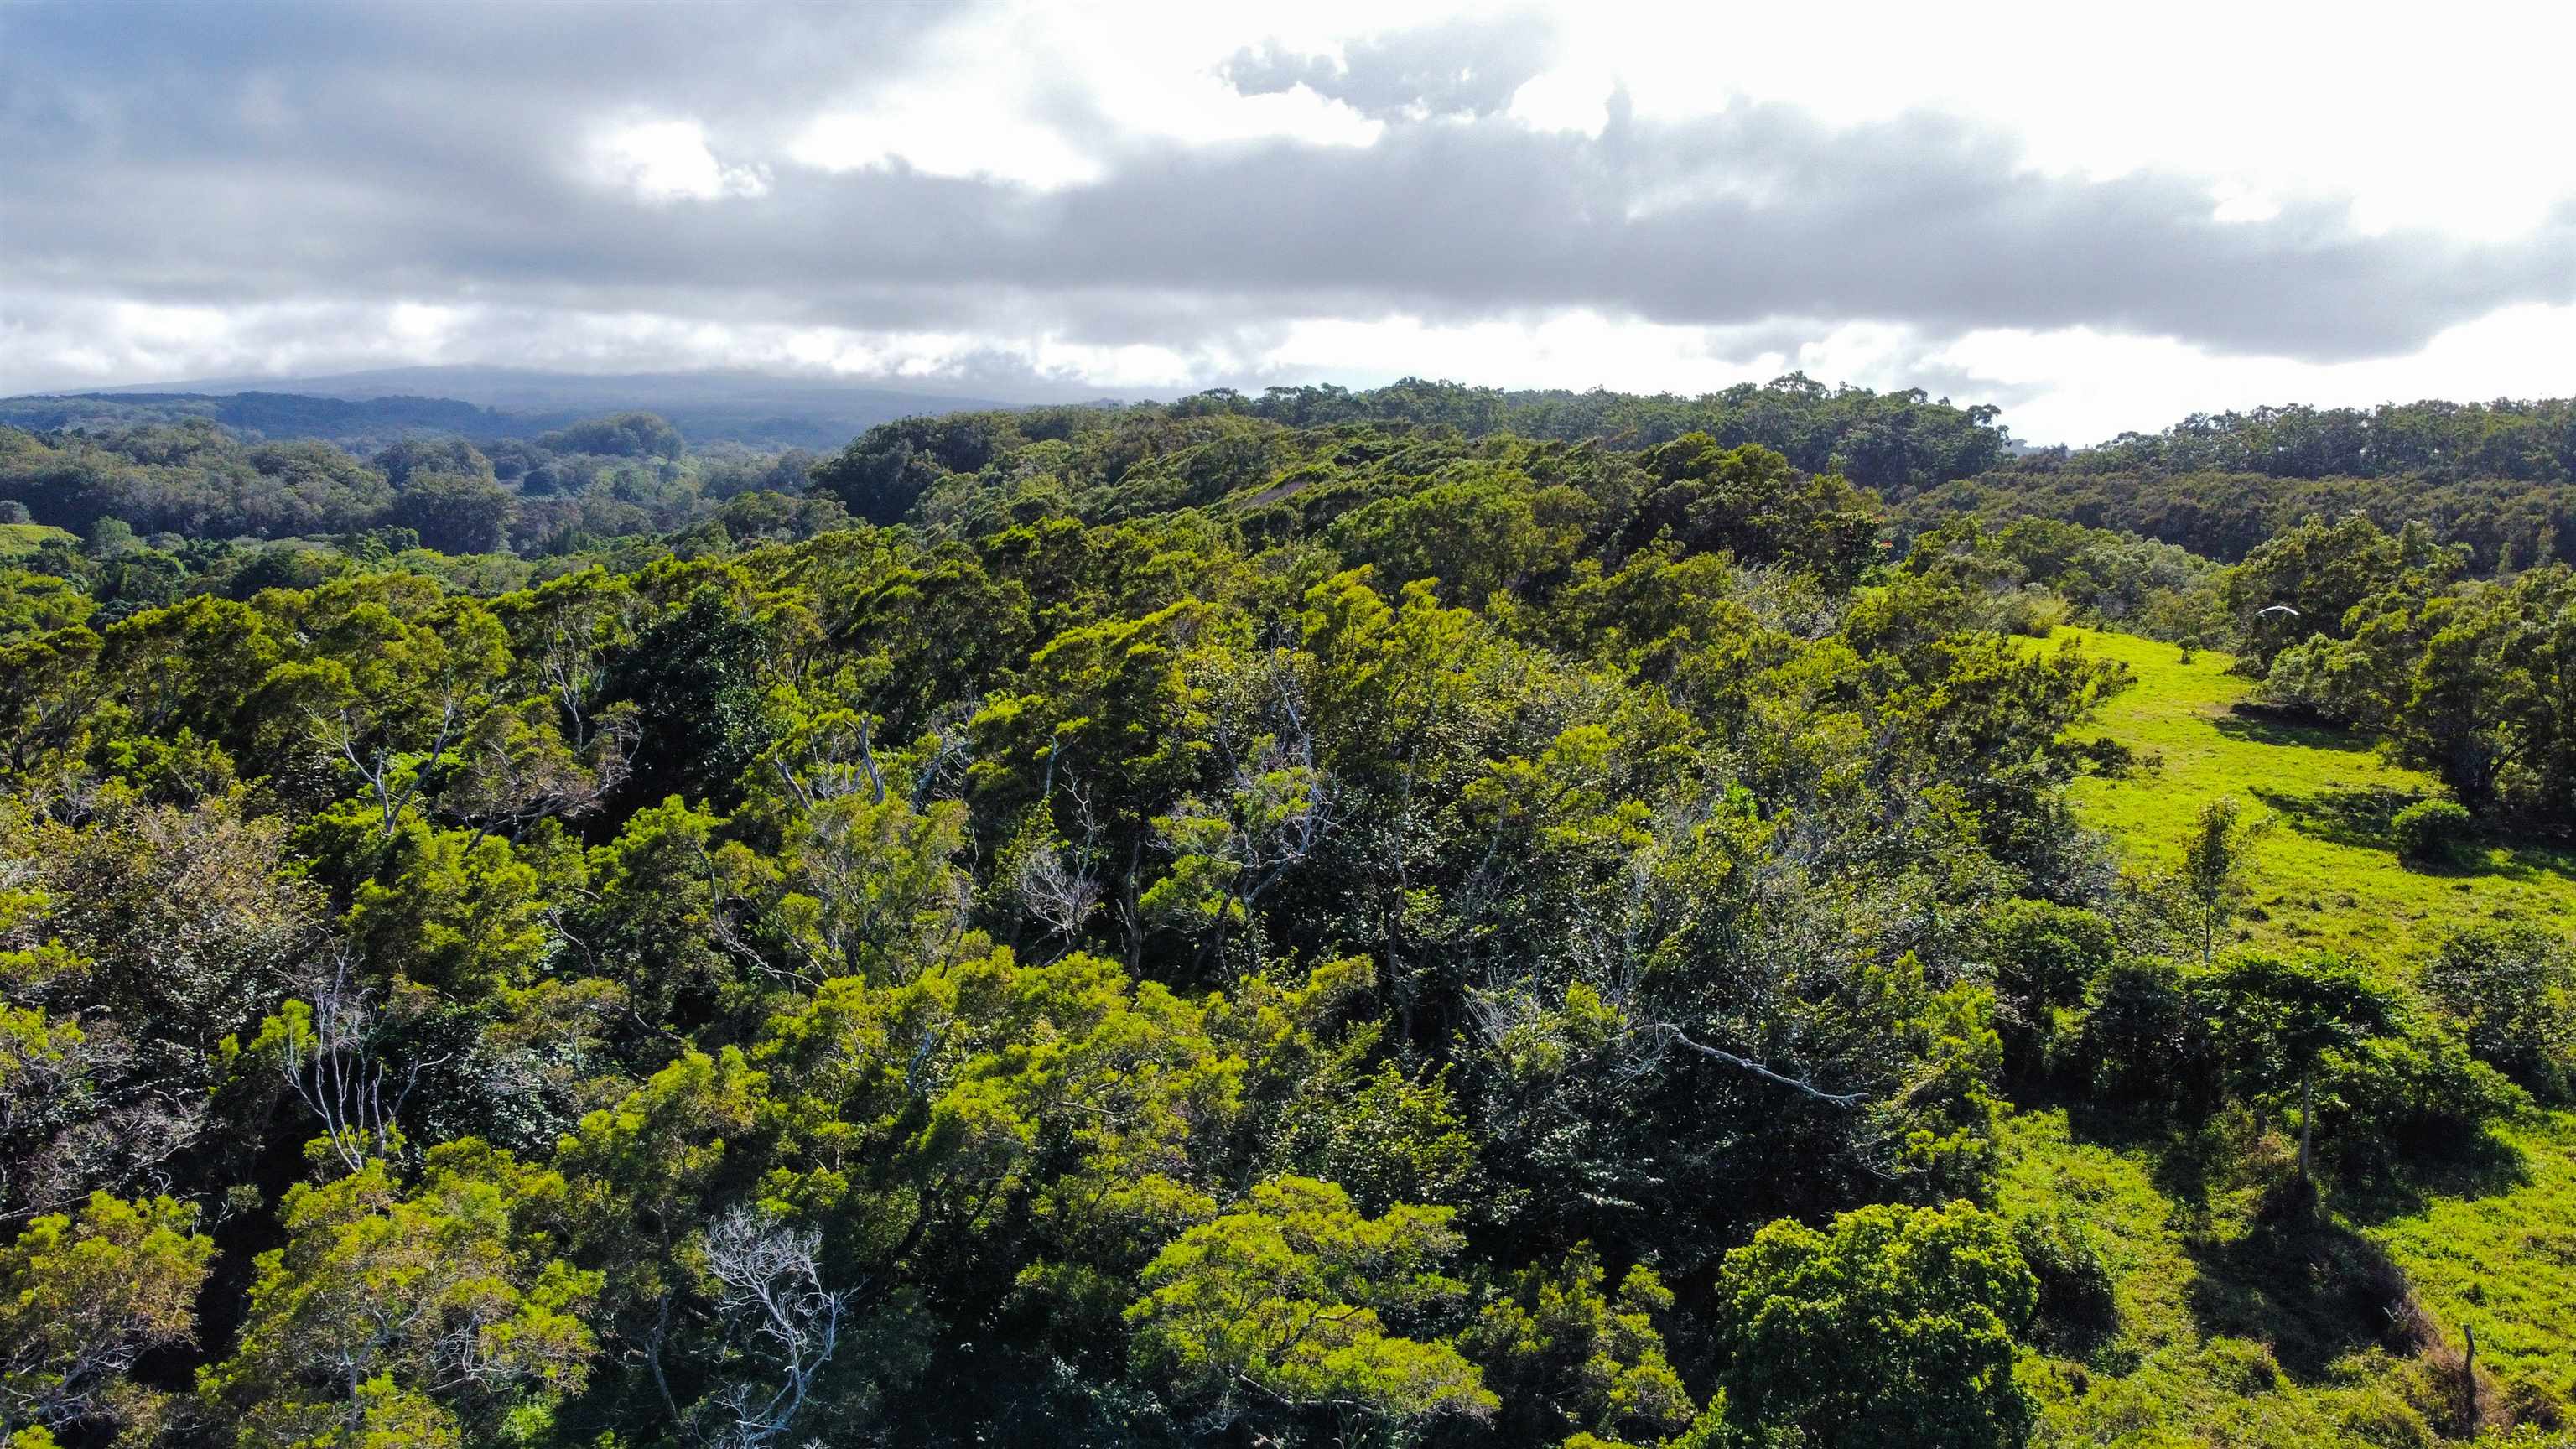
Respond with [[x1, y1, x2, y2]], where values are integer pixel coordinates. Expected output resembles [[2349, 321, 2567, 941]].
[[2004, 1104, 2576, 1447], [1999, 1108, 2198, 1359], [2367, 1112, 2576, 1377], [2054, 626, 2576, 965], [1999, 629, 2576, 1444], [0, 521, 75, 560], [2006, 1109, 2418, 1449]]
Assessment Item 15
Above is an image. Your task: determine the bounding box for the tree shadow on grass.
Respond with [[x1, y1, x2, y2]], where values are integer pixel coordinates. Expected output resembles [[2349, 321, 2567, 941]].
[[2241, 780, 2576, 888], [2051, 1095, 2225, 1217], [2184, 1204, 2424, 1380], [2468, 843, 2576, 888], [2330, 1124, 2534, 1228], [2214, 705, 2380, 754], [2247, 782, 2420, 851], [2048, 1094, 2534, 1381]]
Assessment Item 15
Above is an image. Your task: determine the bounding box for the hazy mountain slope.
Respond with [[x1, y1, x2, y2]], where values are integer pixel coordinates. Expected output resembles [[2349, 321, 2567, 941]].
[[7, 367, 1030, 449]]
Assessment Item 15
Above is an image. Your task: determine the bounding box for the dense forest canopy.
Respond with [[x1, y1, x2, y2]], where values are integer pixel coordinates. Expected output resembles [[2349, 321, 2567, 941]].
[[2038, 400, 2576, 484], [1910, 398, 2576, 573], [0, 377, 2572, 1449]]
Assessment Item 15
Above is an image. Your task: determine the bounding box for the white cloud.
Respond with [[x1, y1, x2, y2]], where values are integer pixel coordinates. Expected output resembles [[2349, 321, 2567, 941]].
[[589, 118, 771, 203], [787, 3, 1384, 189], [1507, 64, 1615, 138], [13, 0, 2576, 436], [1522, 0, 2576, 242], [2210, 181, 2284, 226], [770, 0, 2576, 247], [791, 101, 1106, 190], [1935, 302, 2576, 444]]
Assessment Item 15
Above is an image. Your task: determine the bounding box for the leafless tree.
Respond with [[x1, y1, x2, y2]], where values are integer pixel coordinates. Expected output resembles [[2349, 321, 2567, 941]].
[[524, 589, 643, 756], [772, 704, 974, 816], [1021, 775, 1114, 954], [445, 700, 639, 839], [771, 712, 885, 809], [703, 1207, 852, 1449], [310, 693, 468, 841], [906, 704, 976, 814], [1014, 839, 1104, 943], [273, 952, 444, 1173], [1165, 652, 1339, 971], [1475, 804, 1872, 1112], [1621, 1020, 1867, 1107]]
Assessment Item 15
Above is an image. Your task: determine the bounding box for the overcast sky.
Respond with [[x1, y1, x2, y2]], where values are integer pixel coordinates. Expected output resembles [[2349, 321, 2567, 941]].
[[5, 0, 2574, 443]]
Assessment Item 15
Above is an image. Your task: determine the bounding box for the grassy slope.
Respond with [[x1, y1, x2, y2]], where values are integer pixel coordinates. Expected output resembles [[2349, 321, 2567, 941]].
[[0, 522, 75, 561], [2055, 626, 2576, 962], [2005, 628, 2576, 1446]]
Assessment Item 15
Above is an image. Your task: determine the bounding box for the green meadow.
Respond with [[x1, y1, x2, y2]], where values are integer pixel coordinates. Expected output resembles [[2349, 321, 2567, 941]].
[[2056, 626, 2576, 963], [2003, 628, 2576, 1446], [0, 521, 75, 561]]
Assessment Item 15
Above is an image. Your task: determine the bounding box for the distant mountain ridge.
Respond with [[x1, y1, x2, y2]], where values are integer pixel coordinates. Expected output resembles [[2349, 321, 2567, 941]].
[[1, 391, 511, 439], [3, 366, 1030, 450]]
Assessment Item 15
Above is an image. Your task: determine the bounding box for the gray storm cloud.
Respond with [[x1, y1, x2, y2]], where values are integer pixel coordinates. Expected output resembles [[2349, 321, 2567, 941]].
[[3, 0, 2571, 392]]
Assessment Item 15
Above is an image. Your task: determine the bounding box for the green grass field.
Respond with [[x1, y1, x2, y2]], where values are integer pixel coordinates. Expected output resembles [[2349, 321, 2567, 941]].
[[0, 521, 75, 561], [2055, 626, 2576, 964], [2001, 628, 2576, 1446]]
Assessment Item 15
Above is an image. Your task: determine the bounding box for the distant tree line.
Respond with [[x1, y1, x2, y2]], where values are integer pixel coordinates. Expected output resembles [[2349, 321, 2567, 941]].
[[1182, 372, 2012, 496], [1906, 466, 2576, 573], [0, 413, 828, 578], [0, 391, 511, 443], [2031, 399, 2576, 483], [1905, 397, 2576, 573]]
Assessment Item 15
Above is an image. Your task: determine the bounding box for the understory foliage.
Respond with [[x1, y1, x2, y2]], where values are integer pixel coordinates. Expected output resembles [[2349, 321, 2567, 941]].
[[0, 384, 2565, 1449]]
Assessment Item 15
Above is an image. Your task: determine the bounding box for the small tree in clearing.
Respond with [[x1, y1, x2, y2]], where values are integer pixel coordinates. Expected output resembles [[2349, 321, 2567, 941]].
[[2178, 796, 2268, 964]]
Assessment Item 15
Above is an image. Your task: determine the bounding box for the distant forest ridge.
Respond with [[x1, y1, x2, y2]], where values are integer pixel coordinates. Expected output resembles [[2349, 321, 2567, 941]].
[[11, 371, 2574, 481], [0, 387, 974, 453], [10, 374, 2576, 569], [1192, 382, 2576, 488]]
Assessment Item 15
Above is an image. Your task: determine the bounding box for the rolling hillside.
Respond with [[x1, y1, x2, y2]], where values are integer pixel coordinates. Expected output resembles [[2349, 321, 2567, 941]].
[[2059, 627, 2576, 961], [2003, 627, 2576, 1446]]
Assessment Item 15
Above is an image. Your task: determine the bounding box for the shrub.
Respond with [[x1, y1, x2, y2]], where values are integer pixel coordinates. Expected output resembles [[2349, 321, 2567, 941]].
[[2076, 958, 2218, 1113], [1713, 1202, 2037, 1449], [2423, 924, 2576, 1100], [1981, 899, 2119, 1081], [2392, 798, 2473, 866], [1989, 584, 2071, 637], [2011, 1208, 2118, 1351], [2312, 1020, 2528, 1178]]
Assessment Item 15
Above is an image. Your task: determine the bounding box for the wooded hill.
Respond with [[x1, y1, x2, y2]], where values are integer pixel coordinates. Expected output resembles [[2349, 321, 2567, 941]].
[[0, 379, 2570, 1449]]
